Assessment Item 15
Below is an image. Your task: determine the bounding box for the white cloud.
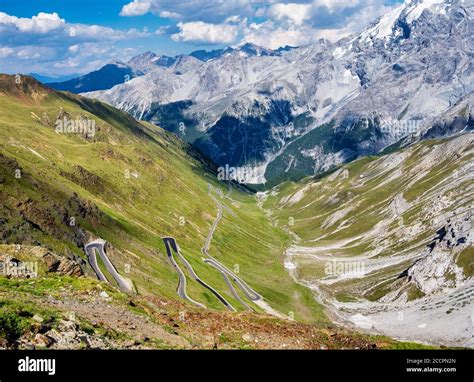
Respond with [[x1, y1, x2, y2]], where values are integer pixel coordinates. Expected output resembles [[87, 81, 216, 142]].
[[267, 3, 312, 26], [0, 47, 14, 57], [120, 0, 403, 49], [155, 26, 169, 35], [225, 15, 241, 24], [171, 21, 239, 44], [0, 12, 65, 33], [313, 0, 361, 12], [120, 1, 153, 16], [160, 10, 181, 19], [0, 12, 148, 44], [242, 21, 314, 49], [120, 0, 262, 23], [313, 27, 352, 41], [255, 7, 267, 18], [0, 12, 151, 76], [17, 48, 41, 59], [53, 58, 80, 69]]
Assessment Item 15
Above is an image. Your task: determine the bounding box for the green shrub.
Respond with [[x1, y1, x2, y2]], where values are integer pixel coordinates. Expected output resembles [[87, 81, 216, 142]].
[[0, 311, 26, 344]]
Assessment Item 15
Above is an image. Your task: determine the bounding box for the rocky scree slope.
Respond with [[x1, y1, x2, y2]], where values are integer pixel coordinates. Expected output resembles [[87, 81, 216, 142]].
[[263, 131, 473, 347]]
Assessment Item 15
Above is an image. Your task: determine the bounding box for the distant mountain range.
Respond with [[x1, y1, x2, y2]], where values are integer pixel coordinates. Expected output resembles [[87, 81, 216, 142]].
[[29, 73, 80, 84], [46, 61, 142, 93], [52, 0, 472, 187], [46, 43, 295, 94]]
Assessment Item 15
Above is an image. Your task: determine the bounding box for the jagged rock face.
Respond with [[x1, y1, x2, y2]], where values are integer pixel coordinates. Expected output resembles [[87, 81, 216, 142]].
[[41, 252, 83, 277], [0, 247, 84, 277], [127, 51, 176, 73], [84, 0, 473, 185], [403, 209, 472, 296], [335, 0, 474, 134]]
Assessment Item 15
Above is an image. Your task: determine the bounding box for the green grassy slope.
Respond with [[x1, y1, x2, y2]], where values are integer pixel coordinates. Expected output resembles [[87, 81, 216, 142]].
[[0, 74, 323, 322]]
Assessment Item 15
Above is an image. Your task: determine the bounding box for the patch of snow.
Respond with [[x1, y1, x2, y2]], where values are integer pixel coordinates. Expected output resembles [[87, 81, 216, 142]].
[[406, 0, 445, 23], [362, 3, 405, 41]]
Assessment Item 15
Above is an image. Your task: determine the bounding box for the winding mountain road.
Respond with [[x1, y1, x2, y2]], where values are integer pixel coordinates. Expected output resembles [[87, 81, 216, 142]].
[[204, 260, 252, 310], [203, 184, 262, 304], [163, 237, 206, 309], [163, 237, 235, 311], [162, 183, 281, 315], [85, 239, 135, 294]]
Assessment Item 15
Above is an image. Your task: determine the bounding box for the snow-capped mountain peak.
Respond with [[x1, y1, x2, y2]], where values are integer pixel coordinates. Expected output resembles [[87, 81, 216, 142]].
[[127, 51, 176, 73], [83, 0, 472, 185], [236, 42, 278, 57], [360, 0, 450, 42]]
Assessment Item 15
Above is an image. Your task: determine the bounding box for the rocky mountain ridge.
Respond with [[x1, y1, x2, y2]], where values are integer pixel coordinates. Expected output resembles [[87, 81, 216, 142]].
[[83, 0, 473, 186]]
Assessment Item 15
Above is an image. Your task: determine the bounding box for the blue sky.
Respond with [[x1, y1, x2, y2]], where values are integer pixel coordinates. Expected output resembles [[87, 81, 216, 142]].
[[0, 0, 403, 77]]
